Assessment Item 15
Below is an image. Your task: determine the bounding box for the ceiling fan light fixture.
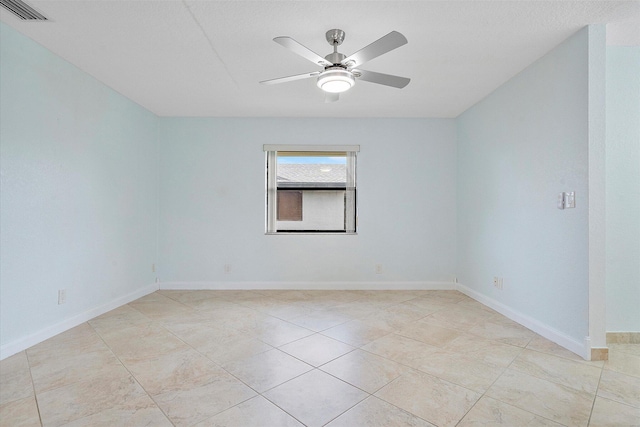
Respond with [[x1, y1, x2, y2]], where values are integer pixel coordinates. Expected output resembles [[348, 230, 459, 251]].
[[317, 68, 355, 93]]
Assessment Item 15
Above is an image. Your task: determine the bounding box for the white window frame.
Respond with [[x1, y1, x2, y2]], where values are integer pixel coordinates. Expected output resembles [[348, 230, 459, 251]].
[[264, 144, 359, 234]]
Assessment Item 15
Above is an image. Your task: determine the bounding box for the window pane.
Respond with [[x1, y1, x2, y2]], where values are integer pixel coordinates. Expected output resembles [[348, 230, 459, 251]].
[[277, 155, 346, 188], [277, 190, 345, 231]]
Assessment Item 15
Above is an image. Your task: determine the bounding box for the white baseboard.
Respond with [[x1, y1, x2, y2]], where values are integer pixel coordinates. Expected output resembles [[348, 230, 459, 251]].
[[159, 281, 455, 291], [0, 283, 159, 361], [456, 283, 587, 359]]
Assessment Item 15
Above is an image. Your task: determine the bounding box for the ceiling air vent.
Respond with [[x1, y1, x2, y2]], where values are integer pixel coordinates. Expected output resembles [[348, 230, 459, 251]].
[[0, 0, 48, 20]]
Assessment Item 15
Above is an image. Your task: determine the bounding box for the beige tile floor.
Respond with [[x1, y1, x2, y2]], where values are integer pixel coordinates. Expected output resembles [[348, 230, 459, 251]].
[[1, 290, 639, 426]]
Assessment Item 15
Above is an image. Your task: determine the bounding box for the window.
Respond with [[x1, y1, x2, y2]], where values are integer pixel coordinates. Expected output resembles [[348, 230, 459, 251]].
[[265, 145, 359, 233]]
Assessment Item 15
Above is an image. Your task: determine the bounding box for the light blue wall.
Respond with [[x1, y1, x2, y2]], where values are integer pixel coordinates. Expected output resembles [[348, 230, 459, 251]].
[[606, 46, 640, 332], [157, 118, 457, 285], [0, 23, 158, 349], [456, 28, 592, 344]]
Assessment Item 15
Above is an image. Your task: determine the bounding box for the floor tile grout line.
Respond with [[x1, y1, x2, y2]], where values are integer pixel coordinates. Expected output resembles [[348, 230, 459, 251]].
[[354, 331, 522, 387], [451, 343, 539, 427], [214, 332, 356, 400], [132, 308, 274, 412], [451, 351, 521, 427], [375, 328, 528, 426], [230, 351, 316, 396], [505, 352, 603, 396], [318, 393, 370, 427], [356, 394, 438, 427], [28, 319, 176, 427], [312, 365, 377, 396], [187, 393, 258, 427], [592, 394, 640, 411], [23, 350, 44, 427], [464, 342, 582, 427], [257, 391, 312, 427], [27, 323, 126, 425], [315, 325, 395, 348], [586, 364, 606, 427], [370, 373, 447, 426], [276, 340, 360, 370], [601, 363, 640, 380], [595, 371, 640, 409], [87, 319, 178, 427], [366, 347, 495, 400], [256, 366, 374, 427]]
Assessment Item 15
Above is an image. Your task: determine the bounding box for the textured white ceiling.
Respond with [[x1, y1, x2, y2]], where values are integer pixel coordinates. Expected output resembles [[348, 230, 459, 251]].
[[2, 1, 639, 118]]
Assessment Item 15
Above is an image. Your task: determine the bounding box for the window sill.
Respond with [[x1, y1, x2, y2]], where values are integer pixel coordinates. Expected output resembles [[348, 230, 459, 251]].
[[265, 232, 358, 236]]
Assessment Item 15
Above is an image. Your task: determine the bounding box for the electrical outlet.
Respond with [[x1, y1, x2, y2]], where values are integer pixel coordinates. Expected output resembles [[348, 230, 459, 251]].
[[58, 289, 66, 305], [375, 264, 383, 274], [493, 277, 503, 290], [224, 264, 232, 274]]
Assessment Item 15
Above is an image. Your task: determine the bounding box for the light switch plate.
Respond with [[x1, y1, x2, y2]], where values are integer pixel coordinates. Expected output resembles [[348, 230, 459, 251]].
[[558, 192, 576, 209]]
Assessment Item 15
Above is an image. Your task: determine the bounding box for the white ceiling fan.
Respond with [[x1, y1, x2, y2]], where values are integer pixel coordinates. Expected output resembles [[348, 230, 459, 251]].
[[260, 29, 411, 102]]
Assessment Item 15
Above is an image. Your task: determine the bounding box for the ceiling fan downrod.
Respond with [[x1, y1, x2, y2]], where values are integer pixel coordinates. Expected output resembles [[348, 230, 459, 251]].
[[324, 29, 347, 65]]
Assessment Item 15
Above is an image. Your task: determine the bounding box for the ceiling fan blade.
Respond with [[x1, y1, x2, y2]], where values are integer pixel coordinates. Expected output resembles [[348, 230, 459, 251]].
[[324, 92, 340, 103], [341, 31, 408, 68], [354, 69, 410, 89], [274, 36, 333, 67], [260, 71, 320, 85]]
